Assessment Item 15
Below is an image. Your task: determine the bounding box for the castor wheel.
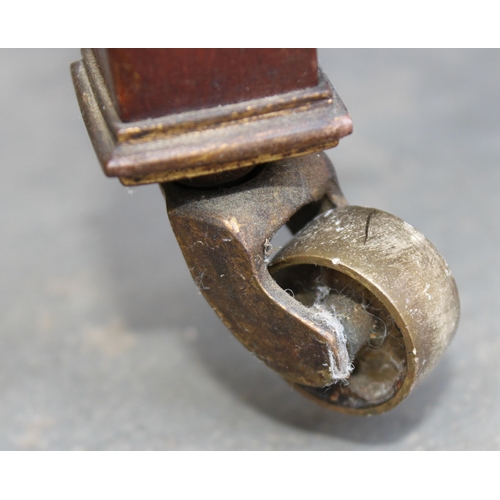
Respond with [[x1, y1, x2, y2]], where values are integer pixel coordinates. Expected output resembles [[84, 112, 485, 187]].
[[269, 205, 460, 414]]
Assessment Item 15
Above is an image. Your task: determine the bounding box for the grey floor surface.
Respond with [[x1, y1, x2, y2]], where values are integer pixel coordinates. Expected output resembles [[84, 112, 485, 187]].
[[1, 49, 498, 450]]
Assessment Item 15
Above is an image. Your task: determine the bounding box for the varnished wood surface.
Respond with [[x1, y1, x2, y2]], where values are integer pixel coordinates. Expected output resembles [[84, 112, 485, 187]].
[[94, 49, 318, 121]]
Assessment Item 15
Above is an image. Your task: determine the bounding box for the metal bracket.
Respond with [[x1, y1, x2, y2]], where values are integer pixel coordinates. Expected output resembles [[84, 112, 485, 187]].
[[163, 152, 348, 387]]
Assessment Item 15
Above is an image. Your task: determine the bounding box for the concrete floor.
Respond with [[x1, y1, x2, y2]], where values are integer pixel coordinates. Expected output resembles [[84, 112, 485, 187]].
[[1, 49, 498, 449]]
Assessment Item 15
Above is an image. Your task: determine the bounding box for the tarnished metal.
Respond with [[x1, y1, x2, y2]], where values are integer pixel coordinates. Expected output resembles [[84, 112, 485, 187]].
[[71, 49, 352, 186], [270, 206, 460, 414], [162, 153, 460, 414], [162, 153, 348, 387]]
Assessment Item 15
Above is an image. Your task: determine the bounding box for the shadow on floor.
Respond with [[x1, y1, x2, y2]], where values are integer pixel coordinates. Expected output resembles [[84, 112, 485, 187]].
[[190, 310, 451, 446]]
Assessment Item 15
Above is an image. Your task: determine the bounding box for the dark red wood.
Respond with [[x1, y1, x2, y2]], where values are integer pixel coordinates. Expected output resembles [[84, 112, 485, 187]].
[[94, 49, 318, 122]]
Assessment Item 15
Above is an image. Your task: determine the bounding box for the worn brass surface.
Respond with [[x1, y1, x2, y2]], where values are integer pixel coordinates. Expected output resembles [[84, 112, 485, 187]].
[[270, 207, 460, 414], [163, 153, 459, 413], [71, 49, 352, 185], [163, 153, 348, 387]]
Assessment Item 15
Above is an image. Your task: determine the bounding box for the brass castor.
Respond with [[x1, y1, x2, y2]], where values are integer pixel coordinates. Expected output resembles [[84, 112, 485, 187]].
[[164, 153, 459, 415]]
